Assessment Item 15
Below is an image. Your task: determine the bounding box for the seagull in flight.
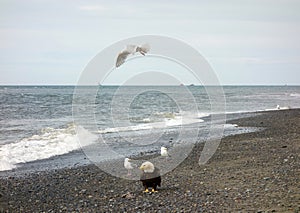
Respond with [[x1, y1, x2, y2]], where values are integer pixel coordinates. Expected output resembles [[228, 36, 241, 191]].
[[116, 43, 150, 68]]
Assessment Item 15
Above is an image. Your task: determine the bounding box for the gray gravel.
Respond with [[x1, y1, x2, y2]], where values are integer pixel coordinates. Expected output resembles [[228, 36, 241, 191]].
[[1, 109, 300, 212]]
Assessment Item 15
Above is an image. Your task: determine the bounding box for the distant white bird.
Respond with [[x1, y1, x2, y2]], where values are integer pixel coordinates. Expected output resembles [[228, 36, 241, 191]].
[[124, 158, 135, 176], [161, 146, 170, 160], [116, 43, 150, 68]]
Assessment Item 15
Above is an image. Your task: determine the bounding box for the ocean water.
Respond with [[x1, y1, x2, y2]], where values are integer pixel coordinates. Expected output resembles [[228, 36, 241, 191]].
[[1, 85, 300, 173]]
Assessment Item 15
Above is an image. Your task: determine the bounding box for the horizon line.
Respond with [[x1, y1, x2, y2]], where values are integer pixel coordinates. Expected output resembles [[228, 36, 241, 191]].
[[0, 84, 299, 87]]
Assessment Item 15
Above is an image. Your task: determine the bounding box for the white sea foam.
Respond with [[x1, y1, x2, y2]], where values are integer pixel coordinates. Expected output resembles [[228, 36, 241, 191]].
[[265, 105, 291, 111], [97, 124, 153, 134], [164, 112, 205, 126], [224, 123, 238, 128], [97, 112, 206, 134], [290, 93, 300, 98], [0, 123, 97, 171]]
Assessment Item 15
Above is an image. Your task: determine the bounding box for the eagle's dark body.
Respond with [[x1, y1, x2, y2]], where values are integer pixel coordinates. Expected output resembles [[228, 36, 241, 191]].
[[140, 167, 161, 191]]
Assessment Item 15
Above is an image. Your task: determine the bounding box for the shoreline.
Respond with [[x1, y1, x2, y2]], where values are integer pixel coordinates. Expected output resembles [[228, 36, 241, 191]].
[[0, 110, 258, 177], [1, 109, 300, 212]]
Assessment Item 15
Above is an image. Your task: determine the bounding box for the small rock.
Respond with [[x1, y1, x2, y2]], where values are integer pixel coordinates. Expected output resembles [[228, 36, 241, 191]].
[[121, 192, 135, 199], [80, 189, 87, 194]]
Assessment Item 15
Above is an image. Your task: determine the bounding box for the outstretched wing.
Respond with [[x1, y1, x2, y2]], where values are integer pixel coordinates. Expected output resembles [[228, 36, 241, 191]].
[[126, 44, 137, 54], [116, 50, 131, 67], [116, 44, 149, 67]]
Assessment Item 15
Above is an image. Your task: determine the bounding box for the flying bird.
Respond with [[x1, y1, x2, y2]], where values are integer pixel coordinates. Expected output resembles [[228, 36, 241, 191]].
[[139, 161, 161, 193], [116, 43, 150, 68], [124, 158, 135, 176], [161, 146, 171, 160]]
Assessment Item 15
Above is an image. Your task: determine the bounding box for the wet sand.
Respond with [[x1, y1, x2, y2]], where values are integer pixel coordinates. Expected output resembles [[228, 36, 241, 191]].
[[1, 109, 300, 212]]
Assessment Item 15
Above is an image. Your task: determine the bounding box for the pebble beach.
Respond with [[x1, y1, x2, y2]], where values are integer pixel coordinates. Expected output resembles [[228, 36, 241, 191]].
[[1, 109, 300, 212]]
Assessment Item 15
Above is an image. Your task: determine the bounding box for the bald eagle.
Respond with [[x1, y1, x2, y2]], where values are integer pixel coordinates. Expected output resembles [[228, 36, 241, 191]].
[[139, 161, 161, 193]]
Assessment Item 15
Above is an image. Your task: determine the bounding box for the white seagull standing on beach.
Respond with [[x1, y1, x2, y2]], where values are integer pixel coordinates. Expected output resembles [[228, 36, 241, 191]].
[[116, 43, 150, 68], [161, 146, 170, 160], [124, 158, 135, 176]]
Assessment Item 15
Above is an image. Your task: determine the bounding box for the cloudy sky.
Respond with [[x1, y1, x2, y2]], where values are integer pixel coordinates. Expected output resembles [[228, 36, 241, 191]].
[[1, 0, 300, 85]]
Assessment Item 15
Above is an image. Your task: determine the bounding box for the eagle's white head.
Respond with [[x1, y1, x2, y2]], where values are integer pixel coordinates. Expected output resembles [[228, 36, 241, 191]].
[[139, 161, 155, 173]]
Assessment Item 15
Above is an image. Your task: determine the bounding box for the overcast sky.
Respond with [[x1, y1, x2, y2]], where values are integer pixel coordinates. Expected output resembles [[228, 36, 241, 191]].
[[1, 0, 300, 85]]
